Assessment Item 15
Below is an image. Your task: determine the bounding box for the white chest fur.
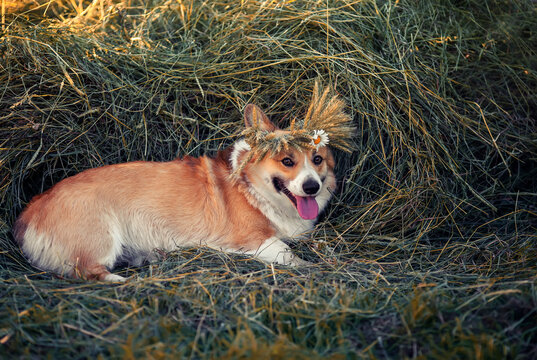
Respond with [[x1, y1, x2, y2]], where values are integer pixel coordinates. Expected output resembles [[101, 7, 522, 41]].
[[249, 188, 316, 239]]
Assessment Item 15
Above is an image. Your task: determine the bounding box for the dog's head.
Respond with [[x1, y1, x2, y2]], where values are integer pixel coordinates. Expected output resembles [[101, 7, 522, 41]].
[[231, 104, 336, 221]]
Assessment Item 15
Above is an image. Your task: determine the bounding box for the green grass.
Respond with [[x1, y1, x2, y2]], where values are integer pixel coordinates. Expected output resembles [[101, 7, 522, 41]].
[[1, 0, 537, 358]]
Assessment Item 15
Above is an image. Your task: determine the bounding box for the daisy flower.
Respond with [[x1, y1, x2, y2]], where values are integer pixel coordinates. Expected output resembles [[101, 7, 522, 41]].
[[311, 129, 329, 150]]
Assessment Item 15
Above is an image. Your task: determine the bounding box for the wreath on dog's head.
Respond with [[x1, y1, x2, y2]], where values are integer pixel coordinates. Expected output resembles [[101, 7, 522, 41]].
[[236, 81, 355, 173]]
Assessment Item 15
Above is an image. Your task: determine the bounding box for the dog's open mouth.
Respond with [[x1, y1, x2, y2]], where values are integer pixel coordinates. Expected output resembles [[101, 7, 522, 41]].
[[273, 177, 319, 220]]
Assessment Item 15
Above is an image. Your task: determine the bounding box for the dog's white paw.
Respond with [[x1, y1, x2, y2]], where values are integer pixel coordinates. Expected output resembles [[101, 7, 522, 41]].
[[103, 273, 127, 282], [252, 237, 311, 267], [287, 255, 312, 267]]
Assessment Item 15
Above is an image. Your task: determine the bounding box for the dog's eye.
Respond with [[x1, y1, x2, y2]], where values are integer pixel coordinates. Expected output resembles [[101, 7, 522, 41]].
[[281, 158, 294, 167], [313, 155, 323, 165]]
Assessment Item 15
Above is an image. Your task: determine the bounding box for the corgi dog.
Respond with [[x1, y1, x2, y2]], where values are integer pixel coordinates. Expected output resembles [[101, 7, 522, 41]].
[[13, 104, 336, 281]]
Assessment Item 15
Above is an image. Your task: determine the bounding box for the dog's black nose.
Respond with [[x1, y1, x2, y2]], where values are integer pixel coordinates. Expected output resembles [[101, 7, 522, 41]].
[[302, 179, 320, 195]]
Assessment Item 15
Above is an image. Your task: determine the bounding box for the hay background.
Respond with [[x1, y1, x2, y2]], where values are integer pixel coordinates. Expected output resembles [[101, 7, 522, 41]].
[[1, 0, 536, 358]]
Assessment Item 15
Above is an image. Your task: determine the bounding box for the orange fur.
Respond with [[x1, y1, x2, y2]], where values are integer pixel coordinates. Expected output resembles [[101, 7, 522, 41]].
[[15, 156, 275, 279]]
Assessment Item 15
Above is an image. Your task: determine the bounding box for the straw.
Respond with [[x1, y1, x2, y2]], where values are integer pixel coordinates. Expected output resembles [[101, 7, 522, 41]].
[[1, 0, 536, 357]]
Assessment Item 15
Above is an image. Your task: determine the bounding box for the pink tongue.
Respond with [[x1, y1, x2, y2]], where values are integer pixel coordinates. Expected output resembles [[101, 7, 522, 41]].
[[296, 196, 319, 220]]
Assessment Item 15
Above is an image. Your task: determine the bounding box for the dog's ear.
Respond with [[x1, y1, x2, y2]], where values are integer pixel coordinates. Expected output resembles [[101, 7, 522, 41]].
[[243, 104, 276, 131]]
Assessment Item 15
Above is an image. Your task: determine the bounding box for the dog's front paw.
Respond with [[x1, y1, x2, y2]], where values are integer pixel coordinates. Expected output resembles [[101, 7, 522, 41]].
[[248, 237, 314, 267], [286, 255, 312, 267], [271, 248, 313, 267]]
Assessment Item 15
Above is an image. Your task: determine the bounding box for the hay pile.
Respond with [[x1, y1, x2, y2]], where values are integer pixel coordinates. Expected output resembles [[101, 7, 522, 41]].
[[1, 0, 536, 358]]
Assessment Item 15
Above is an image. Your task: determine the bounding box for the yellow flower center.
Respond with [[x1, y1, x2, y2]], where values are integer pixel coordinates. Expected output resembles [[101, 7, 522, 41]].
[[314, 136, 321, 145]]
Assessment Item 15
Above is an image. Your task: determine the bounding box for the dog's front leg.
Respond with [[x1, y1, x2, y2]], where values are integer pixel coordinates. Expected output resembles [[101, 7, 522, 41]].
[[251, 237, 309, 266]]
